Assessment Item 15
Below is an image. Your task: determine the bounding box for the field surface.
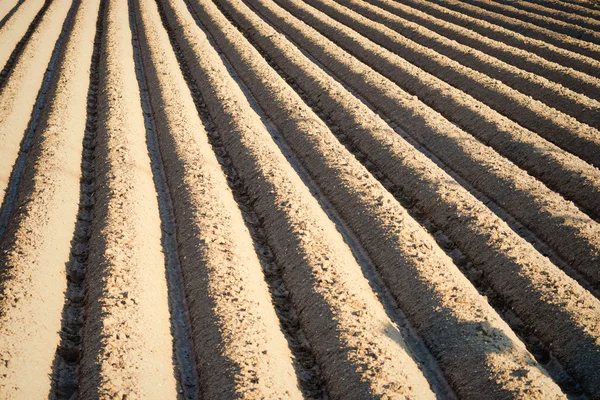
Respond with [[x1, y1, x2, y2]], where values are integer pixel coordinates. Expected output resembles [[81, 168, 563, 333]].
[[1, 0, 600, 398]]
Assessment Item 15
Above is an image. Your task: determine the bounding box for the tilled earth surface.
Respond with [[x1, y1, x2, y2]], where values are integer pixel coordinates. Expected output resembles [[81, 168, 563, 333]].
[[1, 0, 600, 398]]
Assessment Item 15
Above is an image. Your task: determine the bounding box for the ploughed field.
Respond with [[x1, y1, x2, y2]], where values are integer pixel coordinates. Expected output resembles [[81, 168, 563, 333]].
[[1, 0, 600, 397]]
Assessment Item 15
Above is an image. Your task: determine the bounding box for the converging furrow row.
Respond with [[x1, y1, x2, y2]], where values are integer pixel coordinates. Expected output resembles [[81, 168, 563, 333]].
[[0, 0, 599, 398]]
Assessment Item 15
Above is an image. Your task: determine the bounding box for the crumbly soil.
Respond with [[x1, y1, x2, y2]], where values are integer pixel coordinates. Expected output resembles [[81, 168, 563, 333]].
[[1, 0, 599, 398]]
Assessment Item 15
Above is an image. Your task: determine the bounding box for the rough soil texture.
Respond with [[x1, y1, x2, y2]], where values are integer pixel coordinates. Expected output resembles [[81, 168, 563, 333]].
[[273, 0, 600, 217], [0, 0, 599, 398], [76, 0, 179, 398], [359, 0, 600, 103], [382, 0, 600, 79], [241, 0, 600, 291], [133, 0, 302, 396], [0, 0, 97, 397], [420, 0, 600, 60]]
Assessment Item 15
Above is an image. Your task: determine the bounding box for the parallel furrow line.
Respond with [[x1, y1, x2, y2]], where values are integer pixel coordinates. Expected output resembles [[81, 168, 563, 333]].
[[416, 0, 600, 61], [152, 0, 329, 396], [558, 0, 600, 12], [212, 4, 590, 395], [160, 0, 456, 397], [458, 0, 600, 42], [0, 0, 46, 76], [490, 0, 600, 32], [0, 0, 25, 30], [303, 0, 600, 172], [0, 0, 73, 237], [277, 0, 600, 221], [330, 0, 600, 131], [49, 1, 105, 398], [0, 0, 99, 396], [184, 0, 583, 397], [238, 0, 600, 290], [384, 0, 600, 79], [357, 0, 600, 103], [129, 2, 199, 397], [263, 45, 585, 396], [77, 0, 178, 396], [217, 0, 600, 307], [221, 0, 600, 395], [515, 0, 600, 21]]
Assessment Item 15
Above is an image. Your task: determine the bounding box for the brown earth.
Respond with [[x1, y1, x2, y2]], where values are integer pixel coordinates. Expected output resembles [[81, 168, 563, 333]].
[[0, 0, 599, 398]]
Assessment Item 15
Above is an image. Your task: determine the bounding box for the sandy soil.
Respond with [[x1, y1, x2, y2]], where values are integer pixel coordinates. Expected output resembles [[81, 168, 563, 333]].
[[0, 0, 599, 398]]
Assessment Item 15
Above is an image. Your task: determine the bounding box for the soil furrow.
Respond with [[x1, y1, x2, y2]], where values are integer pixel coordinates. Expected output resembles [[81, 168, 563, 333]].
[[0, 0, 26, 30], [330, 0, 600, 133], [557, 0, 600, 12], [134, 0, 309, 397], [0, 0, 76, 241], [277, 52, 587, 394], [261, 55, 588, 395], [129, 2, 199, 398], [223, 0, 600, 394], [357, 0, 600, 104], [219, 0, 600, 303], [420, 0, 600, 61], [214, 1, 596, 393], [185, 0, 580, 397], [176, 6, 448, 393], [152, 2, 330, 398], [0, 0, 45, 74], [158, 0, 449, 397], [211, 3, 597, 394], [77, 0, 178, 397], [360, 0, 600, 101], [491, 0, 600, 32], [386, 0, 600, 79], [516, 0, 600, 21], [301, 0, 600, 172], [239, 0, 600, 290], [275, 0, 600, 223], [226, 0, 600, 299], [0, 0, 99, 396], [49, 1, 105, 398], [0, 0, 598, 396], [154, 5, 329, 395], [0, 0, 73, 232], [461, 0, 600, 41]]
